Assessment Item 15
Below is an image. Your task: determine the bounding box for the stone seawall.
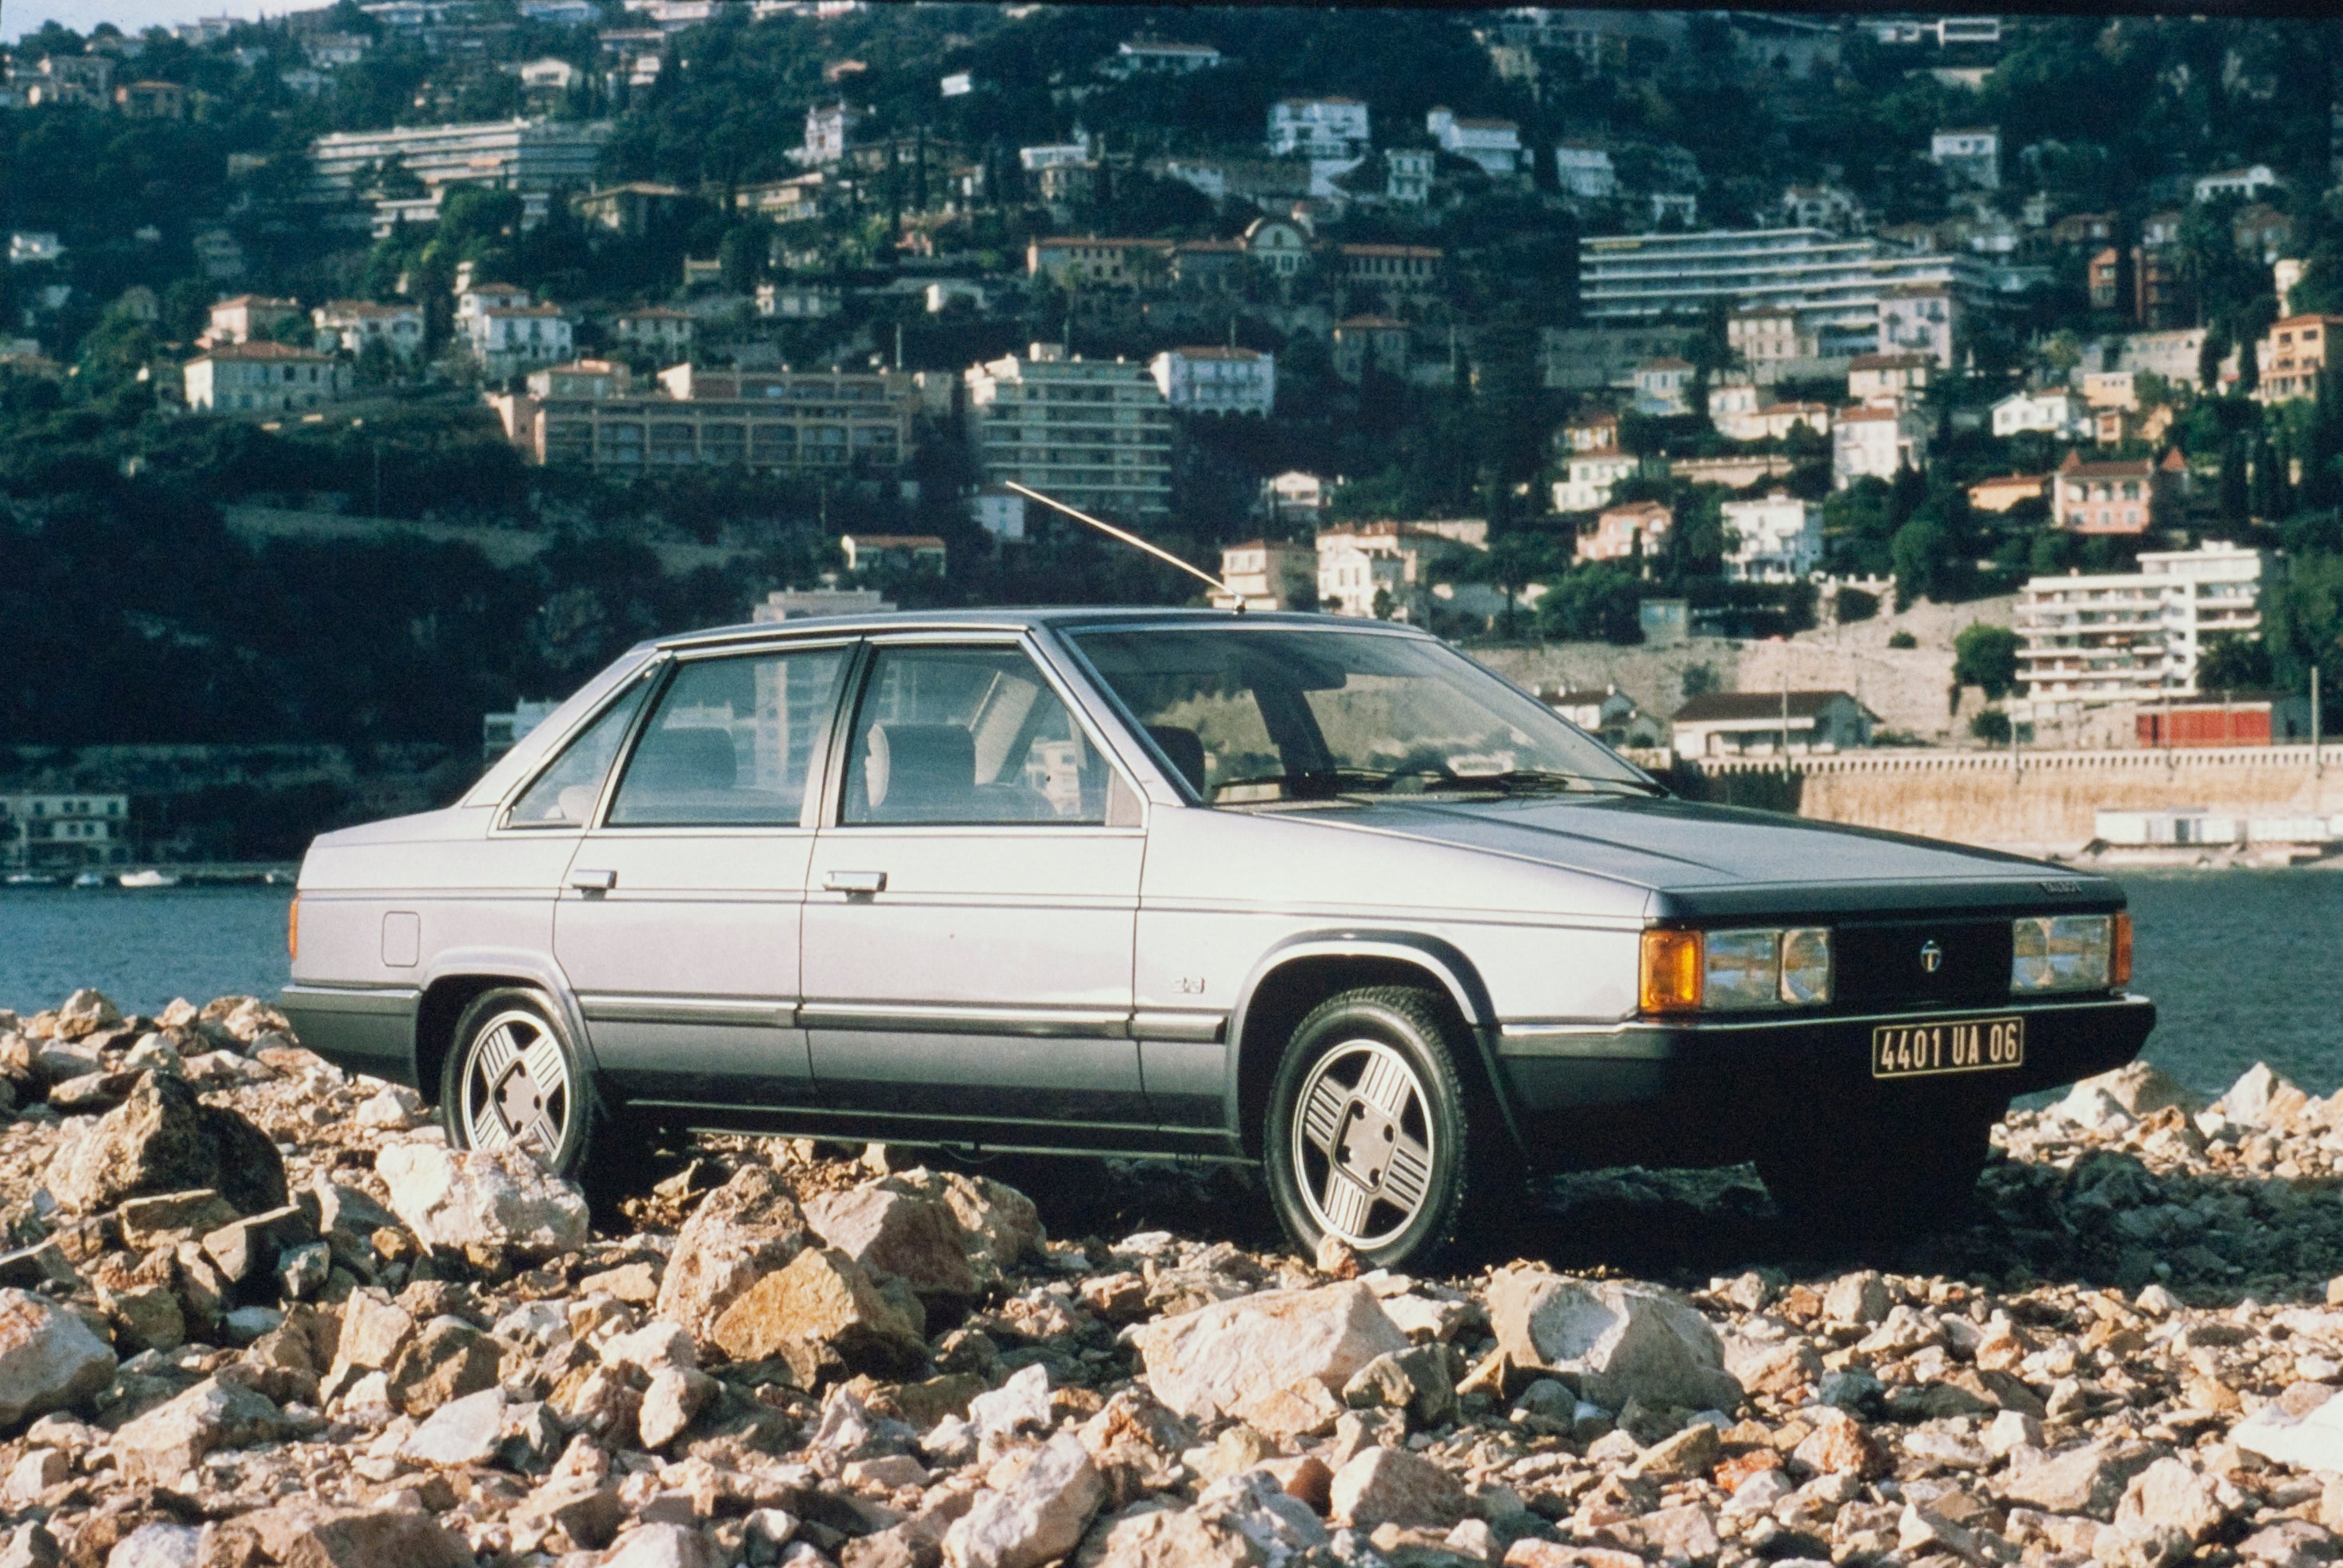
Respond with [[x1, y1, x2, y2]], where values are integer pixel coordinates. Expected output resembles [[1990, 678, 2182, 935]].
[[1688, 745, 2343, 848]]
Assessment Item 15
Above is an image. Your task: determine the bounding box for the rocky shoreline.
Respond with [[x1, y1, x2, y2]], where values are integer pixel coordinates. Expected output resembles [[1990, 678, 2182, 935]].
[[2, 990, 2343, 1568]]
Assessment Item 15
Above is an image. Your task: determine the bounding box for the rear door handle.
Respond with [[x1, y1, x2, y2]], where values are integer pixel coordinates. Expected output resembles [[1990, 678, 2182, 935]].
[[570, 869, 617, 892], [824, 870, 888, 895]]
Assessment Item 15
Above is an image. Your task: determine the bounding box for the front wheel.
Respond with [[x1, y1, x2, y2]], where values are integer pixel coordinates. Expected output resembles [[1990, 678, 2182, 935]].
[[1263, 987, 1495, 1271]]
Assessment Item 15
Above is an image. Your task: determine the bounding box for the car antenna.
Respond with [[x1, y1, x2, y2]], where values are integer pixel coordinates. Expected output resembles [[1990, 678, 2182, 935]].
[[1003, 482, 1247, 612]]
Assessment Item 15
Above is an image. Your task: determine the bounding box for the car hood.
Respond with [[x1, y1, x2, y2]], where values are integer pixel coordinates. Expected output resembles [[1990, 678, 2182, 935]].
[[1278, 794, 2121, 919]]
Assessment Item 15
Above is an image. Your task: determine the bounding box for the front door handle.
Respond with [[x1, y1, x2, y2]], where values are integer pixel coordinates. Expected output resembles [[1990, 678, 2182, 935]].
[[823, 870, 888, 895], [570, 868, 617, 893]]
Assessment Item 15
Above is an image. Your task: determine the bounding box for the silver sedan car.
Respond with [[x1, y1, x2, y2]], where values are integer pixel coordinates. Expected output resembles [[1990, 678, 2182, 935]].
[[281, 610, 2153, 1267]]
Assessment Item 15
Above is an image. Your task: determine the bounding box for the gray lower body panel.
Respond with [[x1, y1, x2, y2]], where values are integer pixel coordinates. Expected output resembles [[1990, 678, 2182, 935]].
[[280, 983, 420, 1087]]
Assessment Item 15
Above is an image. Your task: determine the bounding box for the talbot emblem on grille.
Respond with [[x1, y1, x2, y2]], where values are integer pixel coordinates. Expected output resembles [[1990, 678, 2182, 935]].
[[1919, 940, 1944, 974]]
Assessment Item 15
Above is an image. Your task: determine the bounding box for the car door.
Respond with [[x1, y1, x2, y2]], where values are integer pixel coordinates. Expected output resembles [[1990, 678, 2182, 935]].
[[799, 636, 1149, 1129], [553, 641, 851, 1105]]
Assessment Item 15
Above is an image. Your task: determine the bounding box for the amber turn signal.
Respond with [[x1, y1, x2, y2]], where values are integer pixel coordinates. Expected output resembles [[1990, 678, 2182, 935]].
[[2111, 910, 2131, 987], [288, 894, 300, 963], [1640, 928, 1702, 1014]]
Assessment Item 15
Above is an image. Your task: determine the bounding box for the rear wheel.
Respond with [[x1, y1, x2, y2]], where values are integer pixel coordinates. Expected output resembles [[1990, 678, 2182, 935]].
[[441, 988, 645, 1211], [1263, 987, 1504, 1271], [1757, 1110, 1999, 1249]]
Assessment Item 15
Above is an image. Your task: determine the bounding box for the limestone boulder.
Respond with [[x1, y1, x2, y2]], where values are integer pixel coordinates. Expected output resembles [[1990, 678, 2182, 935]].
[[43, 1074, 285, 1217], [242, 1502, 471, 1568], [804, 1186, 978, 1301], [654, 1164, 808, 1342], [111, 1378, 288, 1483], [1487, 1268, 1742, 1413], [1128, 1283, 1410, 1422], [709, 1246, 925, 1386], [1328, 1446, 1468, 1531], [375, 1142, 588, 1259], [0, 1291, 115, 1429], [944, 1432, 1105, 1568]]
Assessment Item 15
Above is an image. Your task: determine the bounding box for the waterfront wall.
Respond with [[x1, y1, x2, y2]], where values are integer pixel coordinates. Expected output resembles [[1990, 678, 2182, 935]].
[[1687, 744, 2343, 847]]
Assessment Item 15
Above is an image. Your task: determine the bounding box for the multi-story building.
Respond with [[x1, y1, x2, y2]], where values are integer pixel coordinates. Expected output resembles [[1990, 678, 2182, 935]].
[[2253, 314, 2342, 405], [184, 342, 352, 413], [1313, 522, 1486, 620], [964, 345, 1172, 521], [1267, 98, 1370, 158], [1577, 500, 1672, 564], [2050, 449, 2189, 535], [613, 306, 694, 357], [800, 102, 862, 165], [1929, 126, 2000, 190], [2193, 164, 2280, 204], [1710, 383, 1831, 442], [1213, 539, 1320, 611], [489, 361, 919, 474], [312, 299, 425, 361], [2, 793, 130, 870], [1382, 148, 1435, 205], [1846, 353, 1932, 405], [840, 534, 947, 574], [1149, 346, 1275, 416], [1722, 493, 1822, 581], [1553, 447, 1641, 513], [1331, 316, 1410, 384], [1427, 108, 1522, 177], [1110, 39, 1223, 75], [1555, 142, 1619, 201], [1577, 228, 1990, 347], [1025, 237, 1175, 288], [203, 296, 302, 347], [309, 118, 612, 197], [1671, 692, 1876, 757], [1632, 357, 1694, 415], [1877, 285, 1960, 369], [2115, 329, 2209, 385], [1335, 244, 1442, 297], [1832, 404, 1929, 486], [469, 305, 573, 377], [1991, 387, 2090, 439], [2016, 542, 2271, 705], [1778, 182, 1866, 235]]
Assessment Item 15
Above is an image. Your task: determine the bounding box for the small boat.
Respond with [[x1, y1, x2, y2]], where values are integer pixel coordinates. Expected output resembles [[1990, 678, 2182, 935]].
[[3, 872, 58, 887], [71, 872, 106, 888], [118, 869, 182, 888]]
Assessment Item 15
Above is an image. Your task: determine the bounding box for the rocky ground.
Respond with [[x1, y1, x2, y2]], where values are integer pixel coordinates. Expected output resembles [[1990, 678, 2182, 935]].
[[4, 994, 2343, 1568]]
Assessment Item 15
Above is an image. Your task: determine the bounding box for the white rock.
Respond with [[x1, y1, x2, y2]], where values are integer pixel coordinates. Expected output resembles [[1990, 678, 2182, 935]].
[[376, 1143, 589, 1256], [2234, 1394, 2343, 1472], [1486, 1267, 1742, 1412], [104, 1523, 201, 1568], [944, 1432, 1106, 1568], [638, 1367, 716, 1450], [1196, 1469, 1331, 1556], [112, 1378, 287, 1483], [0, 1289, 117, 1427], [1723, 1467, 1794, 1515], [3, 1449, 66, 1506], [2054, 1084, 2137, 1134], [1128, 1283, 1409, 1422], [2216, 1063, 2297, 1127], [353, 1086, 427, 1130], [398, 1386, 506, 1467], [599, 1320, 697, 1374], [600, 1522, 714, 1568], [967, 1363, 1052, 1442]]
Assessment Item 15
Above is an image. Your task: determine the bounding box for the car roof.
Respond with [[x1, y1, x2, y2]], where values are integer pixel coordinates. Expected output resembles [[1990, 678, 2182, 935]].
[[641, 607, 1433, 653]]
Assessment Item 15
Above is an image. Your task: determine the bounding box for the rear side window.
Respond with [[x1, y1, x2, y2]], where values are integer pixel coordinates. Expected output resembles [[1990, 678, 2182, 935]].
[[842, 644, 1109, 825], [506, 677, 653, 828], [607, 648, 848, 828]]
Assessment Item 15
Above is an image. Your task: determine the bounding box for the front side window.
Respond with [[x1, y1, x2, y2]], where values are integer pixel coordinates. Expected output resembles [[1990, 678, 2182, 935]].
[[843, 645, 1110, 826], [506, 676, 654, 828], [1068, 628, 1653, 804], [607, 647, 848, 828]]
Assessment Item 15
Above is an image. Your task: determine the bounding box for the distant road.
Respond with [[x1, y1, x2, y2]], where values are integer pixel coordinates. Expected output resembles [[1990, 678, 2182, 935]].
[[222, 505, 756, 577]]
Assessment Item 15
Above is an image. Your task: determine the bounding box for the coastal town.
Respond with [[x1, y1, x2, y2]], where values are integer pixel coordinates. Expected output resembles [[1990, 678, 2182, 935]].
[[4, 5, 2343, 867]]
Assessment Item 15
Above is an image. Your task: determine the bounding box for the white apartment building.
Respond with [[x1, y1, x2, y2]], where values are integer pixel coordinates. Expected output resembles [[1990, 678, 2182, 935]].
[[614, 307, 694, 356], [1267, 98, 1370, 158], [2, 793, 130, 869], [1878, 285, 1961, 369], [1555, 142, 1618, 200], [1111, 40, 1223, 75], [1833, 404, 1930, 486], [1578, 228, 1990, 349], [1427, 109, 1522, 177], [1213, 539, 1319, 611], [1553, 448, 1639, 513], [1316, 530, 1412, 618], [2016, 542, 2271, 706], [2193, 165, 2279, 204], [1722, 493, 1823, 582], [184, 342, 353, 413], [969, 487, 1026, 542], [469, 305, 573, 377], [1930, 127, 2000, 190], [312, 299, 425, 360], [1992, 387, 2090, 439], [1149, 346, 1276, 416], [1383, 149, 1434, 205], [1710, 382, 1832, 442], [964, 345, 1172, 521], [2115, 329, 2208, 385], [309, 118, 611, 195]]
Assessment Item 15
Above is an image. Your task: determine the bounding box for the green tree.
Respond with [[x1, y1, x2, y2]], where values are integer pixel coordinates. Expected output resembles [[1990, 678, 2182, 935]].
[[1952, 622, 2021, 699], [1535, 564, 1643, 644], [1970, 708, 2013, 744], [2197, 632, 2274, 691]]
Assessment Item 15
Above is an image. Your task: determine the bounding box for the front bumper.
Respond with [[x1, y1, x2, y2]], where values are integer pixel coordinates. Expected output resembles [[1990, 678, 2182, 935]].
[[280, 983, 420, 1087], [1494, 993, 2154, 1171]]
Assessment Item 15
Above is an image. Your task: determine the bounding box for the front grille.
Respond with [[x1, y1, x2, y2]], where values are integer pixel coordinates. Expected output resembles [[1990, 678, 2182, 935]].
[[1833, 917, 2013, 1011]]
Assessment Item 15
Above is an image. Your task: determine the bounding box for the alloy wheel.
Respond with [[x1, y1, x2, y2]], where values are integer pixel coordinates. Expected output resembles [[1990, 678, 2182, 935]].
[[457, 1007, 573, 1162], [1290, 1037, 1438, 1250]]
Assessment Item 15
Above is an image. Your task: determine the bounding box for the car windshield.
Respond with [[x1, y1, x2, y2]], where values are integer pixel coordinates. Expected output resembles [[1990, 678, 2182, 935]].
[[1065, 626, 1657, 804]]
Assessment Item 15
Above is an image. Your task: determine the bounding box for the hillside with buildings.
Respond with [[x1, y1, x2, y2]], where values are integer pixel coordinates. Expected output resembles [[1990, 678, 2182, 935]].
[[5, 3, 2343, 858]]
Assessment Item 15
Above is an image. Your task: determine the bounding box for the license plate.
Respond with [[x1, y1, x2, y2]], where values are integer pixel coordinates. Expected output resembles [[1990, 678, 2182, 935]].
[[1870, 1016, 2025, 1079]]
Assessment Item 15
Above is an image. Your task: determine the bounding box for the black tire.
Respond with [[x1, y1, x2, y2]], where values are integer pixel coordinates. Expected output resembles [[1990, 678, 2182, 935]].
[[1263, 987, 1505, 1271], [1756, 1111, 1998, 1250], [441, 987, 642, 1211]]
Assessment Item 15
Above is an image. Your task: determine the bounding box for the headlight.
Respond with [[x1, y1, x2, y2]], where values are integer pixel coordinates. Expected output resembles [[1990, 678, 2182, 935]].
[[1640, 927, 1832, 1013], [2011, 914, 2117, 993]]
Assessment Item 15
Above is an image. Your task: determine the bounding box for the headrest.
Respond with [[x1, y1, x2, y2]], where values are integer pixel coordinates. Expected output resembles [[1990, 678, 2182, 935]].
[[866, 723, 976, 816], [1147, 725, 1207, 792], [628, 724, 736, 796]]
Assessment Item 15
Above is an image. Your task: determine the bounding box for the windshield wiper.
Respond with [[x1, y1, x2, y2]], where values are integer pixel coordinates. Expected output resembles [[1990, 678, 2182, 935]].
[[1423, 770, 1670, 798], [1208, 765, 1439, 800]]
